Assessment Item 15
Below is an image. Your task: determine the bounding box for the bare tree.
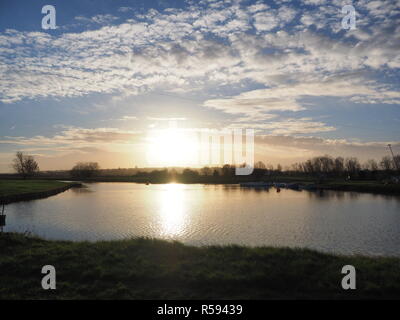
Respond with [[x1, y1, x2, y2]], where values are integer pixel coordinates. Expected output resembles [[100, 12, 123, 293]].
[[380, 156, 393, 171], [363, 159, 378, 171], [222, 164, 233, 176], [12, 151, 39, 179], [291, 163, 301, 171], [394, 155, 400, 171], [70, 162, 100, 178], [254, 161, 266, 169], [345, 157, 361, 174], [334, 157, 344, 174]]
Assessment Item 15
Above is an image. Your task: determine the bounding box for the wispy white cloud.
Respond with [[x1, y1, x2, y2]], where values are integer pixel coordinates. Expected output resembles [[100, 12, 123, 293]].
[[0, 0, 399, 169], [74, 14, 119, 25], [118, 7, 134, 13], [253, 118, 336, 135], [0, 127, 141, 146], [204, 75, 400, 121], [1, 0, 398, 105]]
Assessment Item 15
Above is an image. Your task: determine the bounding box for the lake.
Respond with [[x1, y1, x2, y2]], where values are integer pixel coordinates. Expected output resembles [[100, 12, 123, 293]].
[[3, 183, 400, 256]]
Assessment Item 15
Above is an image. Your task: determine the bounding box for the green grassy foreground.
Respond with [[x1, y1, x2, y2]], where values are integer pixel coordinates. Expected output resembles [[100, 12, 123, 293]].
[[0, 180, 81, 204], [0, 180, 72, 197], [0, 233, 399, 299]]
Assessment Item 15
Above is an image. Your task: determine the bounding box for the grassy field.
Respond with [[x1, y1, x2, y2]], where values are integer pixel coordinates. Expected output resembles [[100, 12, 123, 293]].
[[0, 180, 71, 197], [0, 233, 399, 299]]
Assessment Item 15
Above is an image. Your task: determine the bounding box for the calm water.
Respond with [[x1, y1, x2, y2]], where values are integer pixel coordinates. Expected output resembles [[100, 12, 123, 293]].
[[3, 183, 400, 256]]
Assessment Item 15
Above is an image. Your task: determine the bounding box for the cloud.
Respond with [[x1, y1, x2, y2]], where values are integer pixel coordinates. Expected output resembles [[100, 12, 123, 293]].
[[0, 126, 147, 171], [0, 127, 141, 147], [0, 0, 398, 172], [229, 118, 336, 134], [301, 0, 327, 6], [74, 14, 119, 25], [147, 117, 187, 121], [118, 7, 134, 13], [203, 74, 400, 121], [0, 0, 399, 105], [118, 116, 138, 121]]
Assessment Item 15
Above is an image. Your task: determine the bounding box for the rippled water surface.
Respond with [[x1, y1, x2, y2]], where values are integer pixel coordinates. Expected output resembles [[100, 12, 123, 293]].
[[4, 183, 400, 256]]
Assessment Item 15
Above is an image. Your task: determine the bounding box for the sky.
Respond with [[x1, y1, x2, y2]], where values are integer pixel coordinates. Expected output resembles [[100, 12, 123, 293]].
[[0, 0, 399, 172]]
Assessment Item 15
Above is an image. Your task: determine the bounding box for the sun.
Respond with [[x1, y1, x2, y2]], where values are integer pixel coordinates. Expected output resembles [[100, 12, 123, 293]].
[[146, 128, 199, 167]]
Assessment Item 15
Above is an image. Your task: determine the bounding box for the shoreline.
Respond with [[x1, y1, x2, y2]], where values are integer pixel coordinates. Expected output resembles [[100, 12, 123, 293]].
[[2, 177, 400, 195], [0, 233, 399, 299], [0, 178, 398, 202], [37, 178, 400, 196], [0, 182, 82, 205]]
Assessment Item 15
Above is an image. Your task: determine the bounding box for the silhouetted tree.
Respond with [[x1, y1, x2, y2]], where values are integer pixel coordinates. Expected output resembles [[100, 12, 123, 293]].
[[253, 161, 266, 179], [254, 161, 266, 169], [345, 157, 361, 174], [181, 168, 199, 182], [222, 164, 234, 176], [168, 168, 178, 180], [334, 157, 344, 174], [363, 159, 378, 171], [70, 162, 100, 178], [380, 156, 393, 171], [200, 166, 212, 176], [149, 169, 168, 181], [393, 155, 400, 171], [12, 151, 39, 179]]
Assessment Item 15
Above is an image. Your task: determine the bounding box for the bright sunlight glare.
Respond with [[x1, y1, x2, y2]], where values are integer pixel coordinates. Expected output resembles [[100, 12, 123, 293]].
[[158, 183, 187, 237], [146, 128, 199, 167]]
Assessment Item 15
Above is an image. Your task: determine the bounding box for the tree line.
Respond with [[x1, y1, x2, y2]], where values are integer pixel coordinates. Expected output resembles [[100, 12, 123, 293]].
[[9, 151, 400, 180], [288, 155, 400, 175], [10, 152, 100, 179]]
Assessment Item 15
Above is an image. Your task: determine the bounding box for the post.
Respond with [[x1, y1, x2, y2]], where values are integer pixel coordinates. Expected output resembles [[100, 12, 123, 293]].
[[0, 204, 5, 233]]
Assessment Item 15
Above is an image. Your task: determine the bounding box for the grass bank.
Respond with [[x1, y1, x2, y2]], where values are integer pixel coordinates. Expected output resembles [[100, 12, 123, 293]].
[[0, 180, 81, 204], [0, 233, 399, 299]]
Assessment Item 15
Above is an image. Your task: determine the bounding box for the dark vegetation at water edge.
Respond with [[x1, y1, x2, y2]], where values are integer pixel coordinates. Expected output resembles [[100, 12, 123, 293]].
[[0, 233, 399, 299], [0, 180, 81, 204]]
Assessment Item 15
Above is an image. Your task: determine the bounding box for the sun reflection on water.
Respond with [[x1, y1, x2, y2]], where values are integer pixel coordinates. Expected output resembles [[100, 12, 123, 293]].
[[159, 183, 186, 237]]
